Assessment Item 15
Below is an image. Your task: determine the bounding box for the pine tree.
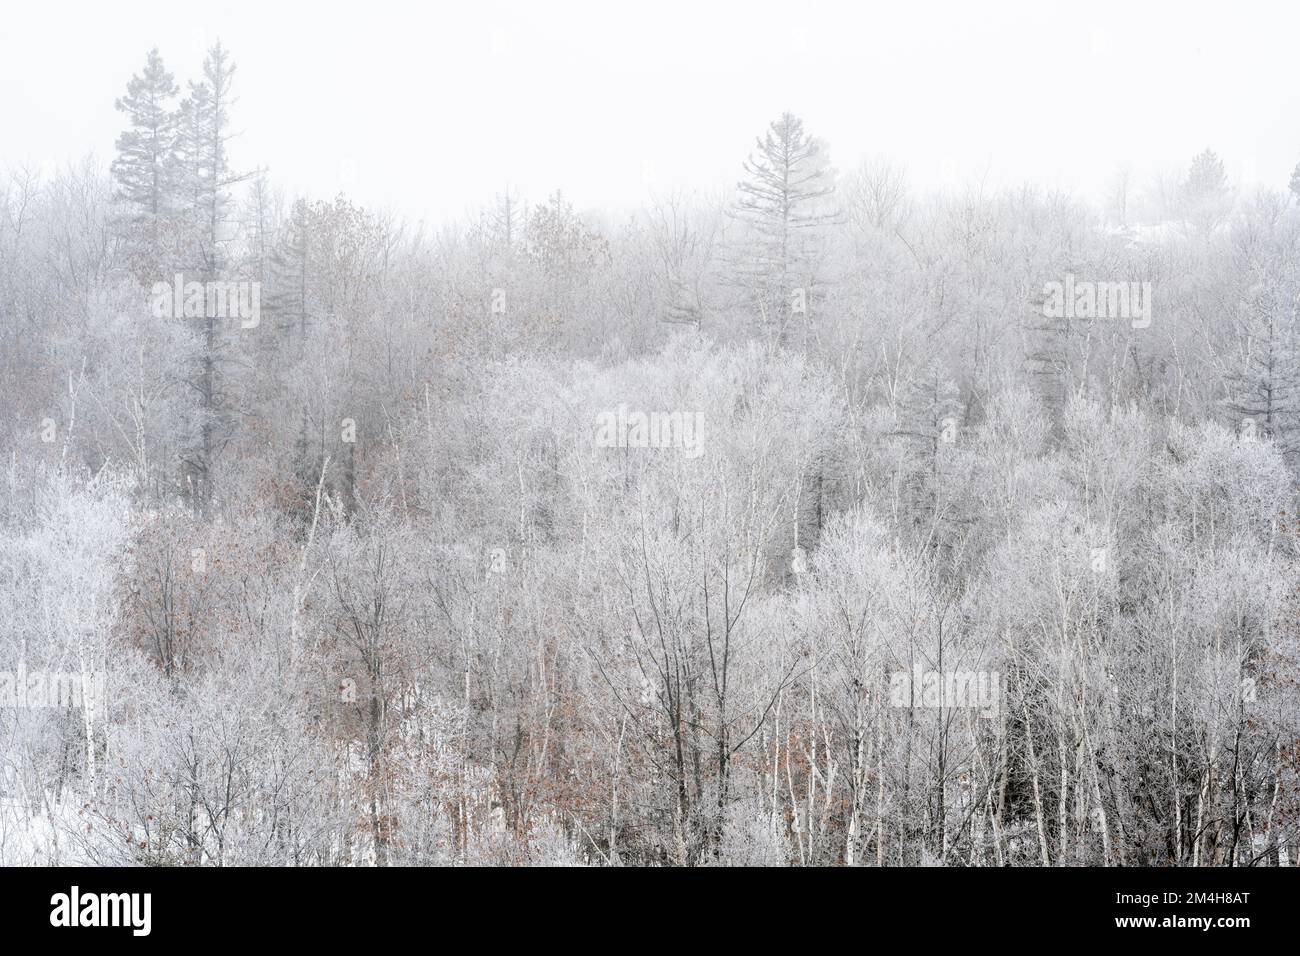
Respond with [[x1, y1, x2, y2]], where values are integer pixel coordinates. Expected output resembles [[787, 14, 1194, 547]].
[[112, 48, 180, 218], [1185, 149, 1227, 202], [174, 41, 251, 514], [111, 48, 181, 274], [1224, 254, 1300, 462], [730, 112, 837, 343], [178, 41, 249, 276], [241, 173, 275, 290], [1182, 148, 1231, 235], [489, 186, 525, 254], [267, 198, 314, 341]]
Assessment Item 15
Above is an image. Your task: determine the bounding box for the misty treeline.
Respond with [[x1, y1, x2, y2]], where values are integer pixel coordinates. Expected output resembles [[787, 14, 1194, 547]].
[[1, 42, 1298, 867]]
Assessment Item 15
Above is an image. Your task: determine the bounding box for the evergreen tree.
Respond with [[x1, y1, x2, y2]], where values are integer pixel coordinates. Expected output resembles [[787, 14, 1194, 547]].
[[1185, 148, 1228, 202], [1182, 148, 1231, 235], [267, 198, 314, 341], [178, 41, 249, 276], [489, 186, 525, 255], [174, 42, 251, 514], [1223, 246, 1300, 462], [111, 48, 181, 274], [730, 112, 837, 343]]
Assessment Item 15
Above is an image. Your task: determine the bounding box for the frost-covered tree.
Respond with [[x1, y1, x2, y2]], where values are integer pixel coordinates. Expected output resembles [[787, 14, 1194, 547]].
[[111, 48, 181, 273], [730, 112, 837, 343], [1182, 148, 1232, 235]]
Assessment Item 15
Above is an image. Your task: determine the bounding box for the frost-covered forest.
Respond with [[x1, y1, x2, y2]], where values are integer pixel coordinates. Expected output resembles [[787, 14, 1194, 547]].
[[2, 40, 1300, 868]]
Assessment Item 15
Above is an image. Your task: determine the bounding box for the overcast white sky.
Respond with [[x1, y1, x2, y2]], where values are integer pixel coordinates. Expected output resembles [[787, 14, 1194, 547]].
[[3, 0, 1298, 224]]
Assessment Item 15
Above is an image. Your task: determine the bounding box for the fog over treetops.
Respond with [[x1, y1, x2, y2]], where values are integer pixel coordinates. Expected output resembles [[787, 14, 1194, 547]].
[[2, 17, 1299, 867]]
